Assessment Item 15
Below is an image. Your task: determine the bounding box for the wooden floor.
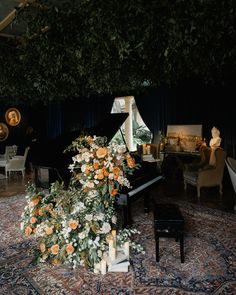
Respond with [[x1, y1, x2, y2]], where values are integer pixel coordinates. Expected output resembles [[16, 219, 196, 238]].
[[0, 168, 236, 214]]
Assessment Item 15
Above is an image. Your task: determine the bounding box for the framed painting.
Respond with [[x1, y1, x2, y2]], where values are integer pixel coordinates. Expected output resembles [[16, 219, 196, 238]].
[[166, 124, 202, 152], [0, 122, 9, 141], [5, 107, 21, 126]]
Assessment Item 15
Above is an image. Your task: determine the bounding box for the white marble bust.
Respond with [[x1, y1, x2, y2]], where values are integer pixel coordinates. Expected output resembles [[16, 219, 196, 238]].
[[209, 126, 221, 148]]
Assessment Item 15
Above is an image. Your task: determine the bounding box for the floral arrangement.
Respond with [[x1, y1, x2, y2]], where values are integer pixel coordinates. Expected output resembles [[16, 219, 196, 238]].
[[20, 135, 144, 271]]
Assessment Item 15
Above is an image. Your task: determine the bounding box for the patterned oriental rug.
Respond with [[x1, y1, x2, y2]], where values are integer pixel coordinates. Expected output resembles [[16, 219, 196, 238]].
[[0, 194, 236, 295]]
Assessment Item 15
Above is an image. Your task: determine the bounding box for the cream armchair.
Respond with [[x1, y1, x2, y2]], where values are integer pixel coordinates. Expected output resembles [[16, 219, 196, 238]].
[[183, 147, 226, 198], [225, 157, 236, 210], [0, 145, 18, 176], [5, 147, 30, 177]]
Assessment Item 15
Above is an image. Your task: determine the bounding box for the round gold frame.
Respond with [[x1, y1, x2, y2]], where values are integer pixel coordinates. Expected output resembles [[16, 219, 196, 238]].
[[5, 107, 21, 126], [0, 123, 9, 142]]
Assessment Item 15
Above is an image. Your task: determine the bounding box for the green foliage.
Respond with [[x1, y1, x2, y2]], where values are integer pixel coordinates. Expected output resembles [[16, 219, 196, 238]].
[[0, 0, 235, 104]]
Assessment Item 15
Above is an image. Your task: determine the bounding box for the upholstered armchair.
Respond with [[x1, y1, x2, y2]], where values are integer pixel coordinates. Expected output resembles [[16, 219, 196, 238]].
[[183, 147, 226, 198], [225, 157, 236, 210], [5, 147, 30, 177], [0, 145, 18, 176]]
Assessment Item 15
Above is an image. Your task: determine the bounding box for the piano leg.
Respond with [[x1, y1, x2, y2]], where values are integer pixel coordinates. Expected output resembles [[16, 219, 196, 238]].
[[143, 191, 150, 213]]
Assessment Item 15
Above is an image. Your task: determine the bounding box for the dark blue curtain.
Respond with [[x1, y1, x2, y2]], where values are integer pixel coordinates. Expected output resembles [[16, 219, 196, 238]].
[[134, 87, 173, 144], [63, 95, 115, 134], [47, 103, 62, 138]]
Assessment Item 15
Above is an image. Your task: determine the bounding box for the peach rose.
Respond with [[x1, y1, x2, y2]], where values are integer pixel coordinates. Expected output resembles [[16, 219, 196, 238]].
[[66, 244, 75, 255], [25, 226, 32, 236], [38, 209, 44, 216], [68, 220, 79, 230], [127, 156, 136, 168], [97, 172, 104, 180], [93, 162, 99, 170], [30, 217, 37, 224], [31, 196, 41, 206], [45, 226, 54, 235], [96, 147, 107, 159], [111, 188, 118, 196], [113, 167, 120, 180], [102, 168, 109, 177], [51, 244, 59, 255], [40, 243, 46, 253]]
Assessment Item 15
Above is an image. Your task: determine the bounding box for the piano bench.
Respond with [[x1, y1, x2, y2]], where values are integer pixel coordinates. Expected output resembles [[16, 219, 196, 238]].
[[153, 203, 185, 263]]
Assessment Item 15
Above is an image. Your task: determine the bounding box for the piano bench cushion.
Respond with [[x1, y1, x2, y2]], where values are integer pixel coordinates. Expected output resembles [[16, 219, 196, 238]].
[[153, 203, 185, 263]]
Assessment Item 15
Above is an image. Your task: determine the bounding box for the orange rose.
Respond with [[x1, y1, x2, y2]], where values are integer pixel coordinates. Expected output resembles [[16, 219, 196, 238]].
[[97, 172, 104, 180], [32, 196, 41, 206], [33, 209, 39, 215], [127, 156, 136, 168], [113, 167, 120, 180], [111, 188, 118, 196], [40, 243, 46, 253], [68, 220, 79, 230], [102, 167, 109, 177], [25, 226, 32, 236], [30, 217, 37, 224], [84, 168, 90, 175], [93, 162, 99, 170], [45, 226, 54, 235], [38, 209, 44, 216], [51, 244, 59, 255], [96, 147, 107, 158], [66, 244, 75, 255]]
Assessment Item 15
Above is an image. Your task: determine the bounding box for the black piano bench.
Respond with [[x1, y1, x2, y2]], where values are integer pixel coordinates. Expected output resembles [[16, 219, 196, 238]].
[[153, 203, 185, 263]]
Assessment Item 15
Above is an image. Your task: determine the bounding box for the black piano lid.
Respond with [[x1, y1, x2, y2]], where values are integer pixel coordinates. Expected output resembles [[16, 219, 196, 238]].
[[89, 113, 128, 143], [31, 112, 129, 169]]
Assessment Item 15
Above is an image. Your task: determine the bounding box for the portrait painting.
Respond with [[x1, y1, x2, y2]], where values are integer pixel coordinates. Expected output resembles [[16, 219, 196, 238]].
[[5, 107, 21, 126], [0, 123, 9, 142]]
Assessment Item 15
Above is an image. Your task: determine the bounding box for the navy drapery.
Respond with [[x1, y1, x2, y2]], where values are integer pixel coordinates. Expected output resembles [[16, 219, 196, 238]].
[[61, 95, 115, 134], [134, 87, 172, 144]]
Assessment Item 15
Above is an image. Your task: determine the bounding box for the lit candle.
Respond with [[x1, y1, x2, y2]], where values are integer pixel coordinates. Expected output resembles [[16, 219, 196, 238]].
[[142, 144, 146, 154], [108, 240, 114, 258], [100, 259, 107, 275], [146, 145, 151, 155], [111, 229, 116, 247], [110, 247, 116, 261], [123, 241, 129, 259]]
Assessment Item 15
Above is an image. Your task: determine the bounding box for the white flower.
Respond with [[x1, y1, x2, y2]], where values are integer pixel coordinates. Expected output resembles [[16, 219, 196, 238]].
[[78, 231, 86, 239], [85, 214, 93, 221], [95, 213, 105, 221], [100, 222, 111, 234], [112, 215, 117, 224]]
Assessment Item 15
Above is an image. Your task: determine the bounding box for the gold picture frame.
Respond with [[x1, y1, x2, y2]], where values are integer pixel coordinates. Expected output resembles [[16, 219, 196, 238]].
[[5, 107, 21, 126], [0, 123, 9, 141]]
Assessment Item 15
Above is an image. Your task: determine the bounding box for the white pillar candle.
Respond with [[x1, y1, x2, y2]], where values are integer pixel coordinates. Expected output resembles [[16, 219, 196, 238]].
[[123, 241, 130, 259], [110, 247, 116, 261], [108, 240, 114, 258], [142, 144, 146, 154], [111, 229, 116, 247], [100, 259, 107, 275]]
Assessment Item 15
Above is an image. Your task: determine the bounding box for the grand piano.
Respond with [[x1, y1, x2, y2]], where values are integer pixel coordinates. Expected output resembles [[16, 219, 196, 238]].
[[31, 113, 163, 227]]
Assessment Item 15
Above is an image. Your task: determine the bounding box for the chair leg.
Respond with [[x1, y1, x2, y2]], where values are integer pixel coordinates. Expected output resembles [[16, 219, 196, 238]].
[[197, 186, 200, 198], [219, 183, 223, 195], [184, 180, 187, 190]]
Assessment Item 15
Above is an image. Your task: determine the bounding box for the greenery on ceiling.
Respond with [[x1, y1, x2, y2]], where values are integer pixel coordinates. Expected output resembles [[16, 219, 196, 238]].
[[0, 0, 235, 104]]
